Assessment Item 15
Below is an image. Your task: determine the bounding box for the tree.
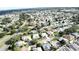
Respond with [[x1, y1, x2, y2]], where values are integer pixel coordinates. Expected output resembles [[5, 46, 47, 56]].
[[36, 43, 42, 47], [10, 29, 16, 35], [59, 40, 66, 46], [29, 39, 38, 45], [58, 31, 64, 37], [5, 35, 20, 50], [64, 27, 76, 34], [2, 17, 11, 24], [53, 32, 59, 36], [0, 32, 5, 38], [72, 14, 79, 24], [47, 20, 51, 26], [19, 13, 26, 20], [52, 37, 58, 41], [19, 13, 30, 20], [3, 27, 9, 32]]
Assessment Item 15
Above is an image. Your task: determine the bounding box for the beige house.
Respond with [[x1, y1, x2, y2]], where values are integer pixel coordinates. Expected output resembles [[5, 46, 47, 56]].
[[63, 34, 75, 43]]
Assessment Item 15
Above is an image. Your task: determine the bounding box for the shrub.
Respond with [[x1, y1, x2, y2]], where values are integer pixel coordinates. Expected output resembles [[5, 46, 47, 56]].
[[0, 32, 5, 38], [64, 27, 76, 34]]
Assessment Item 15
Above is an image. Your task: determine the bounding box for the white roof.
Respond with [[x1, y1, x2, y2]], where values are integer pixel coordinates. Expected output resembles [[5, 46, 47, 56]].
[[72, 33, 79, 36], [22, 36, 28, 41], [46, 36, 51, 42], [15, 41, 26, 47], [59, 37, 69, 43], [41, 33, 48, 37], [37, 47, 42, 51], [51, 41, 60, 48], [33, 34, 40, 39]]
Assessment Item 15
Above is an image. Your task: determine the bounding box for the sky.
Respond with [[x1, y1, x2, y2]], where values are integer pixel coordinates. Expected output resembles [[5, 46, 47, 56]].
[[0, 0, 79, 59], [0, 0, 79, 10]]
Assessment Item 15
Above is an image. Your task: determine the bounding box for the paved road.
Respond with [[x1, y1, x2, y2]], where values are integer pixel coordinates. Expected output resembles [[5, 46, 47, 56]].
[[57, 40, 79, 51], [0, 34, 17, 51]]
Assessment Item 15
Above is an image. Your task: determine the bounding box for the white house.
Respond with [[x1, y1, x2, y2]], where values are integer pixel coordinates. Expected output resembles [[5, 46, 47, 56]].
[[32, 34, 40, 39], [37, 47, 42, 51], [51, 41, 61, 48], [22, 36, 29, 41], [15, 41, 26, 47], [42, 43, 51, 51], [41, 33, 48, 38], [71, 33, 79, 39], [59, 37, 69, 44]]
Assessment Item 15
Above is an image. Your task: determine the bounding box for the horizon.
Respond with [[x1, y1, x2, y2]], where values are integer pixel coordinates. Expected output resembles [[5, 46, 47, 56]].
[[0, 7, 79, 11], [0, 0, 79, 11]]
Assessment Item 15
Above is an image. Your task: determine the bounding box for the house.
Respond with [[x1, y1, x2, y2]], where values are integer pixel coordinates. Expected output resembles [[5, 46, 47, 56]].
[[71, 33, 79, 39], [15, 41, 27, 47], [21, 36, 28, 41], [30, 45, 37, 51], [37, 39, 47, 45], [51, 41, 61, 48], [21, 35, 32, 41], [45, 36, 52, 42], [0, 28, 3, 32], [14, 41, 29, 51], [41, 43, 51, 51], [31, 47, 38, 51], [41, 33, 48, 38], [63, 34, 75, 43], [31, 46, 42, 51], [59, 37, 69, 44], [42, 36, 51, 42], [20, 46, 29, 51], [29, 30, 37, 34], [46, 31, 54, 37], [37, 47, 42, 51], [32, 33, 40, 39]]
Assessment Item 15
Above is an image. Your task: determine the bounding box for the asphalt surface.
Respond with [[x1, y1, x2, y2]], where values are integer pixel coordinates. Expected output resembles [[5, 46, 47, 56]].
[[57, 40, 79, 51], [0, 34, 17, 51]]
